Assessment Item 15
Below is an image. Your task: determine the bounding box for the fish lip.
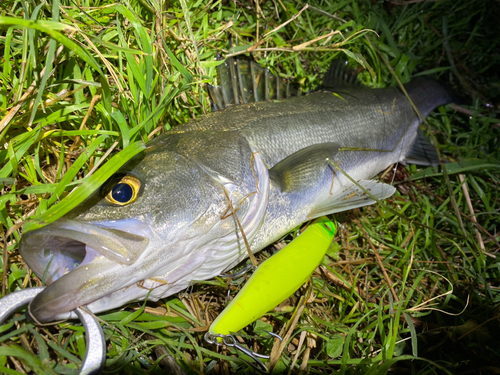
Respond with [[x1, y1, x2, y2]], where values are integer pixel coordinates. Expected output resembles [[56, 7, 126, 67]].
[[19, 218, 152, 323], [20, 218, 151, 285]]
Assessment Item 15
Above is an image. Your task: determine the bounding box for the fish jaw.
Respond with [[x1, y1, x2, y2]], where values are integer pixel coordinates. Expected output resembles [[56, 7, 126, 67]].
[[19, 218, 152, 323], [27, 259, 117, 323]]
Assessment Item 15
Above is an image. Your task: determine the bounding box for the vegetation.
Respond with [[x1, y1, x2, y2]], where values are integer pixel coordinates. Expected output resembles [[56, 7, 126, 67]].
[[0, 0, 499, 373]]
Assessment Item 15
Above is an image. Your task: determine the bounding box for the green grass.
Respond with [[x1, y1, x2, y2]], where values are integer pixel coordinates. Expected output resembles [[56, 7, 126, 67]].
[[1, 0, 499, 374]]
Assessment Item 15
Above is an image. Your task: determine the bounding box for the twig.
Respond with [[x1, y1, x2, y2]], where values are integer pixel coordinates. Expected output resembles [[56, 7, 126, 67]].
[[86, 140, 120, 176], [308, 5, 346, 23], [0, 81, 38, 135], [458, 174, 490, 257], [288, 330, 307, 375], [4, 349, 27, 374], [299, 346, 310, 373], [144, 334, 187, 375], [319, 265, 363, 296], [247, 4, 309, 52], [355, 219, 399, 302], [292, 30, 341, 51], [269, 283, 311, 371], [66, 91, 102, 170], [222, 187, 258, 267]]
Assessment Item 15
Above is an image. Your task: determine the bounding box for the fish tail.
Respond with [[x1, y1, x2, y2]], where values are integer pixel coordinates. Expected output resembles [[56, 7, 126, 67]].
[[403, 77, 454, 118]]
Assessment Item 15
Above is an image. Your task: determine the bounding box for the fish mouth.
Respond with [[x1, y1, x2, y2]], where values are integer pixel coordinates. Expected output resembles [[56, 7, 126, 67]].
[[19, 218, 151, 323]]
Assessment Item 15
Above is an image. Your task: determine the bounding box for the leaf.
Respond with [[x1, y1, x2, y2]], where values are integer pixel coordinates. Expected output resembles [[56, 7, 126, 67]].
[[0, 345, 58, 375], [28, 35, 56, 126], [254, 319, 273, 336], [110, 111, 130, 148], [8, 267, 27, 289], [7, 142, 17, 178], [326, 241, 341, 260], [47, 134, 108, 206], [407, 160, 500, 181], [113, 5, 153, 96], [200, 60, 226, 68], [163, 43, 193, 84], [467, 174, 493, 212], [23, 141, 146, 232], [120, 293, 149, 325], [0, 17, 103, 75], [0, 178, 15, 186], [27, 327, 50, 364], [326, 334, 344, 358], [403, 313, 418, 357]]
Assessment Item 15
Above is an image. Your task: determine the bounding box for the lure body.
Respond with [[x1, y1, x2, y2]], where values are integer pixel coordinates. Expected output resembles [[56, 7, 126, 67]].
[[209, 216, 336, 336]]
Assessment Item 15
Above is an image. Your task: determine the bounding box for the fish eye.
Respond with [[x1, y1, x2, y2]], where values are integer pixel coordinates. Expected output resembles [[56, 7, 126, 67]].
[[105, 175, 141, 205]]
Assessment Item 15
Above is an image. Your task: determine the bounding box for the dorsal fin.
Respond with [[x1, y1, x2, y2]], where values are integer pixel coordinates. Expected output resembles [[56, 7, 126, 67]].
[[320, 59, 362, 90], [207, 57, 298, 111]]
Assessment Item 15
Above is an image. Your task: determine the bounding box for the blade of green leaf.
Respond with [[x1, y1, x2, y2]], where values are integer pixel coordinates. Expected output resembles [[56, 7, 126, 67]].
[[47, 135, 108, 206], [23, 141, 146, 232], [407, 160, 500, 181], [0, 17, 103, 75]]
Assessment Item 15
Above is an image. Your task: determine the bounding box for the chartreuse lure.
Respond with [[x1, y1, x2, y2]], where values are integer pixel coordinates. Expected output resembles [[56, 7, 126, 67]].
[[209, 216, 336, 337]]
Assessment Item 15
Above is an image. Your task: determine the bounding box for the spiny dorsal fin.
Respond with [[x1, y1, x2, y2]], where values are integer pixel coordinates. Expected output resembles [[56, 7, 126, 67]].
[[320, 59, 363, 90], [207, 57, 298, 111]]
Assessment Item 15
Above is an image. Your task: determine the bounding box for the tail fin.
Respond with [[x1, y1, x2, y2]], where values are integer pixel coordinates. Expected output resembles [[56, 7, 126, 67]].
[[403, 78, 455, 166], [403, 77, 454, 118]]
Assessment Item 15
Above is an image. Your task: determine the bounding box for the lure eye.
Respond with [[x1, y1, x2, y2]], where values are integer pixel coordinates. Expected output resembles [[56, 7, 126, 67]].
[[105, 175, 141, 205]]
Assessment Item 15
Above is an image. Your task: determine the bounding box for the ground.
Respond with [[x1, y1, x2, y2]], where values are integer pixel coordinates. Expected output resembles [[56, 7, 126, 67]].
[[0, 0, 499, 374]]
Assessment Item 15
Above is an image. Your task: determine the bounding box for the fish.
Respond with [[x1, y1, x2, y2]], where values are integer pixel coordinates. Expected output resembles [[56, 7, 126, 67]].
[[19, 58, 452, 323]]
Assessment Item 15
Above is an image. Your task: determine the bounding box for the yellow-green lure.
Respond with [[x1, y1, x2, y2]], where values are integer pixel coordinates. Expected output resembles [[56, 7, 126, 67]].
[[209, 216, 336, 336]]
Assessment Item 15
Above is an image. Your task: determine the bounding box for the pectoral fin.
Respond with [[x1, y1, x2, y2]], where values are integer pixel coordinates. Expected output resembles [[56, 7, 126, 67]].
[[271, 143, 340, 193], [307, 180, 396, 219], [269, 143, 396, 219]]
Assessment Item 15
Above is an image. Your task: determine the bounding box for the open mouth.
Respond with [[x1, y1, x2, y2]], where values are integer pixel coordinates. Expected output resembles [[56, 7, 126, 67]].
[[32, 236, 92, 284], [20, 218, 151, 284], [18, 218, 152, 323]]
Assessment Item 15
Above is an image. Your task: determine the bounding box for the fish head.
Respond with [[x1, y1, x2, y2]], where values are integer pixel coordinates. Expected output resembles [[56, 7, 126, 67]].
[[20, 147, 223, 323], [20, 139, 270, 324]]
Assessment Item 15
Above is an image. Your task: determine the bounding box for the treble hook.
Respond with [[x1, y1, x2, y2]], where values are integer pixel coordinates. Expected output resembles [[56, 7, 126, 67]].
[[204, 331, 282, 373], [219, 263, 255, 279]]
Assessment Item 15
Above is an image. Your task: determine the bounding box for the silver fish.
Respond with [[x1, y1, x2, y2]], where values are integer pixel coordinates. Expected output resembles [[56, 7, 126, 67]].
[[20, 59, 451, 323]]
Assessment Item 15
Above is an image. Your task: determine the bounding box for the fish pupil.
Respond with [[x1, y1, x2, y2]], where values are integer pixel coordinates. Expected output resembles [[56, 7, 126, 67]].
[[111, 183, 133, 203]]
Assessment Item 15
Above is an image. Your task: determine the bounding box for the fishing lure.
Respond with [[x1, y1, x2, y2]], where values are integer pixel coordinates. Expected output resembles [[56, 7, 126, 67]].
[[208, 216, 336, 337]]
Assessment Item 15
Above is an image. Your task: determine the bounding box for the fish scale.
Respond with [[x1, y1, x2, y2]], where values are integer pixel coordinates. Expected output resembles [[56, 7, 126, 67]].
[[19, 59, 453, 323]]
